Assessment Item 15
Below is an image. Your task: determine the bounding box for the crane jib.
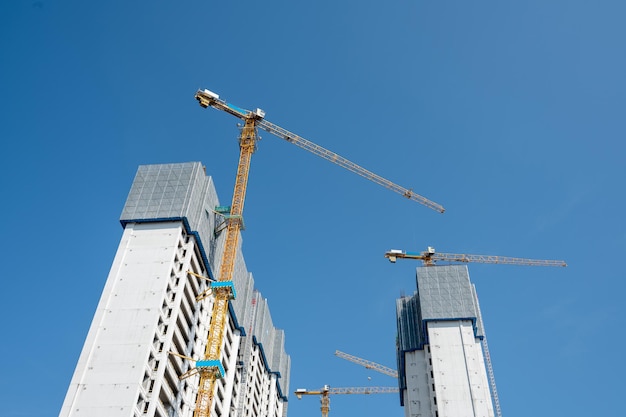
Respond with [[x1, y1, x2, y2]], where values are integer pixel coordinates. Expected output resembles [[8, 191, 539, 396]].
[[197, 88, 446, 213]]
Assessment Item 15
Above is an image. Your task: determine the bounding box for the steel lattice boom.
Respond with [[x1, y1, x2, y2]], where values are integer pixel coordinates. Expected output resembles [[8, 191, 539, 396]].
[[195, 89, 445, 213], [335, 350, 398, 378], [385, 246, 567, 267], [295, 385, 399, 417]]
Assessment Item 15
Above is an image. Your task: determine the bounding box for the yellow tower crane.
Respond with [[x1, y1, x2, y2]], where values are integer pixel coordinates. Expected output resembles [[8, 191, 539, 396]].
[[294, 385, 399, 417], [191, 88, 445, 417], [384, 246, 567, 267], [334, 350, 398, 379]]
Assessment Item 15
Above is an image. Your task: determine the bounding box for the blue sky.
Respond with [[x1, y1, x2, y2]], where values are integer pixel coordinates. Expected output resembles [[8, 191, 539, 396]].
[[1, 1, 624, 416]]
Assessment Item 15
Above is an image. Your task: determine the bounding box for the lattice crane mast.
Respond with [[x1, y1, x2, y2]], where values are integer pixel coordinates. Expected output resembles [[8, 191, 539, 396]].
[[335, 350, 398, 378], [191, 88, 444, 417], [295, 385, 399, 417], [385, 246, 567, 267]]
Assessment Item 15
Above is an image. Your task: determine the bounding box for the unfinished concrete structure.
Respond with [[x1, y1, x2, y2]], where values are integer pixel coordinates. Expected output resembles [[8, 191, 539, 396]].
[[59, 162, 290, 417], [396, 265, 495, 417]]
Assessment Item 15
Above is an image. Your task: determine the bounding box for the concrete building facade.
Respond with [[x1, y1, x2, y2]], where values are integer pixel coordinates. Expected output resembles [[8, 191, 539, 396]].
[[396, 265, 495, 417], [59, 162, 290, 417]]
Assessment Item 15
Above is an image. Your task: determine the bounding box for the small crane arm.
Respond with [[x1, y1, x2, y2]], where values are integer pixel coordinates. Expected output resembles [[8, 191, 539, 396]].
[[295, 385, 398, 417], [295, 386, 398, 397], [334, 350, 398, 378], [424, 252, 567, 266], [385, 247, 567, 267]]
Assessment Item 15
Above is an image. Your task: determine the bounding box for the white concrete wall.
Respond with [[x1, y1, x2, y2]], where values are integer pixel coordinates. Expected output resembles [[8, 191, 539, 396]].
[[59, 218, 288, 417], [59, 222, 186, 417], [427, 320, 494, 417]]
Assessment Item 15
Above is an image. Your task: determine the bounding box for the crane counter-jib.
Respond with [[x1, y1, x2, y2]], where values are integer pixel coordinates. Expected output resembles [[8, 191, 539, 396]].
[[196, 89, 264, 120]]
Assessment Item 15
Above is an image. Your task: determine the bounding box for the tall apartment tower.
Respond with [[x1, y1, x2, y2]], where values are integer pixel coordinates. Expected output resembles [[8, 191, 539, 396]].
[[396, 265, 496, 417], [59, 162, 290, 417]]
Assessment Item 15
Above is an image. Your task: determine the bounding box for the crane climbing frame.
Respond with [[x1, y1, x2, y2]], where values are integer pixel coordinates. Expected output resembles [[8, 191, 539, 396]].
[[190, 88, 445, 417]]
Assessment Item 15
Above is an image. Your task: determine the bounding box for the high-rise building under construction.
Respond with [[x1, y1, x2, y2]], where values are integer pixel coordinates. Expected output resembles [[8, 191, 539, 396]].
[[59, 162, 290, 417], [396, 265, 497, 417]]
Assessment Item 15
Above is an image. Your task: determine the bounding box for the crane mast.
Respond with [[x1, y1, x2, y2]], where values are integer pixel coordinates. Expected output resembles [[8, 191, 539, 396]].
[[193, 88, 443, 417], [193, 117, 260, 417]]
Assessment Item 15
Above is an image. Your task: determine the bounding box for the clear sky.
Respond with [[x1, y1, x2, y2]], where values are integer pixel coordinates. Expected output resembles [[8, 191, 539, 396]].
[[1, 1, 624, 417]]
